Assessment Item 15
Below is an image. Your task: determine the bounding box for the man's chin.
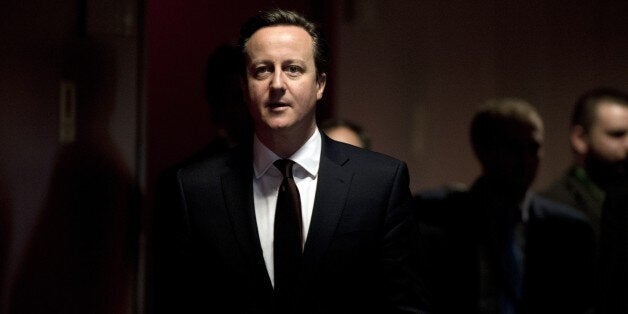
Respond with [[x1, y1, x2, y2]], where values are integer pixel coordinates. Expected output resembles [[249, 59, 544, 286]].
[[268, 122, 293, 131], [260, 116, 293, 130], [586, 157, 628, 189]]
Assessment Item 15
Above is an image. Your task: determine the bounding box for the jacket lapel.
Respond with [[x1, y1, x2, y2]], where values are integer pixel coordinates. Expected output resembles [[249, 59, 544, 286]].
[[221, 148, 274, 293], [302, 136, 353, 272], [217, 138, 354, 297]]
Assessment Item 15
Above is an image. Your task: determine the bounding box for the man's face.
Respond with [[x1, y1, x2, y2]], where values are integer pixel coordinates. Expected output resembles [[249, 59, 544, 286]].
[[583, 102, 628, 183], [482, 121, 543, 193], [325, 126, 365, 148], [587, 102, 628, 164], [243, 25, 326, 137]]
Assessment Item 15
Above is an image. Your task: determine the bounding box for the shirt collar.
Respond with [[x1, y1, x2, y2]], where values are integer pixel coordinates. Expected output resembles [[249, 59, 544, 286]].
[[520, 191, 532, 223], [253, 128, 321, 179]]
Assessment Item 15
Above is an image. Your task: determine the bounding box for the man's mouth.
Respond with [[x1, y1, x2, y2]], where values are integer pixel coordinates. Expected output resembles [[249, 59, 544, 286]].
[[268, 102, 289, 109]]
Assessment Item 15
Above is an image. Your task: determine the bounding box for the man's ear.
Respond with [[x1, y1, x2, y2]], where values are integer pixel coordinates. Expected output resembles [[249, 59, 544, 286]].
[[316, 73, 327, 100], [570, 125, 589, 155]]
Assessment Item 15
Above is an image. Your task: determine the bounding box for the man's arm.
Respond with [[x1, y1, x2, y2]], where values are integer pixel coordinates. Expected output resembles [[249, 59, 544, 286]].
[[380, 161, 432, 313]]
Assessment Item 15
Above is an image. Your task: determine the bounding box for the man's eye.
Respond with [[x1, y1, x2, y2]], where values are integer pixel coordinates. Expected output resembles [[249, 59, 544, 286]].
[[609, 130, 627, 138], [285, 65, 303, 76], [253, 66, 271, 78]]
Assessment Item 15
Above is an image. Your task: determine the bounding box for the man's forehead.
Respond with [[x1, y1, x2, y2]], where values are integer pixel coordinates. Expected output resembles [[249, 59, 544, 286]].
[[594, 101, 628, 126], [247, 25, 313, 47]]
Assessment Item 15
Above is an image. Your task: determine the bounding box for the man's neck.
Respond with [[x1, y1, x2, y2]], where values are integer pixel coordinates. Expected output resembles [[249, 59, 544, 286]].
[[476, 175, 528, 205], [255, 124, 317, 158]]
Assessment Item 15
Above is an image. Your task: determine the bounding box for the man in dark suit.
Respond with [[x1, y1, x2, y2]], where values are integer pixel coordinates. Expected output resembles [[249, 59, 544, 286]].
[[155, 9, 425, 314], [541, 88, 628, 239], [539, 88, 628, 313], [413, 98, 596, 313]]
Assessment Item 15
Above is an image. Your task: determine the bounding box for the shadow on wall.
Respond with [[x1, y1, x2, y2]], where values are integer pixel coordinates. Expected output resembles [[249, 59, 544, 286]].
[[9, 40, 138, 314], [149, 43, 253, 314]]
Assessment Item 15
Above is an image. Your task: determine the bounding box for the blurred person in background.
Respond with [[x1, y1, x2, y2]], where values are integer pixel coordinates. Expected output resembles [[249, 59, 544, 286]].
[[542, 87, 628, 313], [320, 118, 371, 149], [414, 98, 595, 313], [542, 87, 628, 238]]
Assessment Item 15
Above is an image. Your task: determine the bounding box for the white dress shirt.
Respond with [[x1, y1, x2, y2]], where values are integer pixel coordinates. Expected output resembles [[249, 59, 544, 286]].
[[252, 128, 321, 286]]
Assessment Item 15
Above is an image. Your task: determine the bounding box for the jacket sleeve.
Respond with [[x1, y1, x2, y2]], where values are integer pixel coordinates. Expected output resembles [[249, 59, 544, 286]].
[[380, 161, 432, 313]]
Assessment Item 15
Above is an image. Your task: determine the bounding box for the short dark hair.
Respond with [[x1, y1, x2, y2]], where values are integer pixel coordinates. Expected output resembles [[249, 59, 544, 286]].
[[238, 8, 329, 77], [470, 98, 542, 159], [572, 87, 628, 131], [204, 44, 244, 121]]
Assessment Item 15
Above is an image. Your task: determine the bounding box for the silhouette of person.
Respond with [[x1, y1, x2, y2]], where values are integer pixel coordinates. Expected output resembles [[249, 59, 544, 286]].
[[9, 40, 136, 314], [413, 98, 596, 313]]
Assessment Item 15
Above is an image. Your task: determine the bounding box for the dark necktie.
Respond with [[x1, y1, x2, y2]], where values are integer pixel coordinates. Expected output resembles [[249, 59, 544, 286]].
[[273, 159, 303, 306]]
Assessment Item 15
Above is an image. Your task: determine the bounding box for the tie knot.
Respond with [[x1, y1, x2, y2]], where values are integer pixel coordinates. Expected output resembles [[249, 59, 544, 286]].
[[274, 159, 295, 179]]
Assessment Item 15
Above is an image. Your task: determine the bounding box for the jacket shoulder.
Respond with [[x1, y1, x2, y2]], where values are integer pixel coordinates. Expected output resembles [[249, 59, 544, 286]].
[[530, 194, 590, 224], [327, 139, 406, 170], [176, 146, 249, 185]]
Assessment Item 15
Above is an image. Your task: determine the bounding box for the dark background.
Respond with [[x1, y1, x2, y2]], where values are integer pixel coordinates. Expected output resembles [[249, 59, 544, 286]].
[[1, 0, 627, 313]]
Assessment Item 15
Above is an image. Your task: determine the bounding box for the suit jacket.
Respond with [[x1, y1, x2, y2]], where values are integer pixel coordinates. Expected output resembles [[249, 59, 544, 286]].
[[541, 166, 605, 238], [154, 135, 424, 313], [413, 178, 596, 314], [597, 179, 628, 313]]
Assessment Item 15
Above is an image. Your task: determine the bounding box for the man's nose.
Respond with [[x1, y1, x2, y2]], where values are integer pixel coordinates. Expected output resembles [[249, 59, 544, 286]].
[[270, 69, 285, 90]]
